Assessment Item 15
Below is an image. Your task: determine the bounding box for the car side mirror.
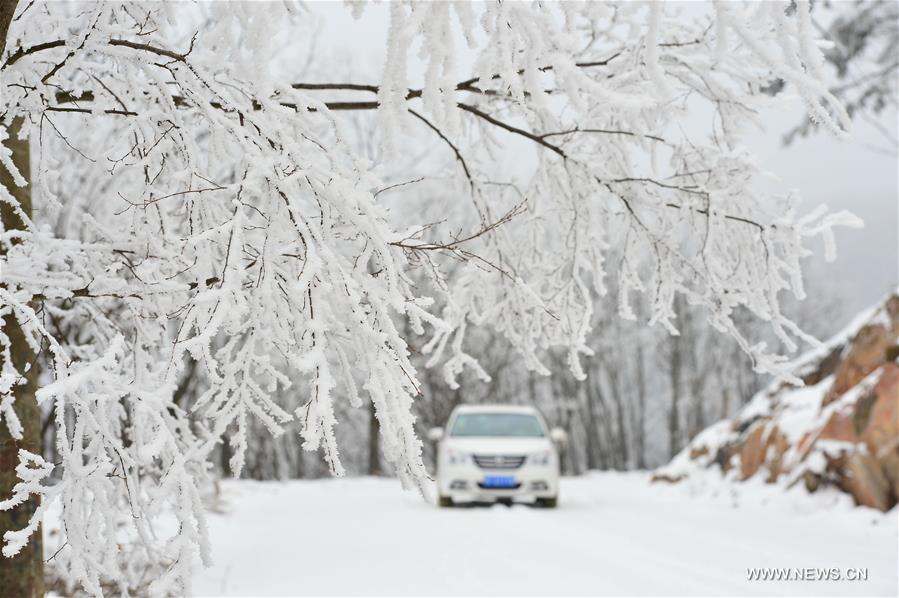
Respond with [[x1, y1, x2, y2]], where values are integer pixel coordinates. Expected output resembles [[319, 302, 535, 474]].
[[427, 427, 444, 442], [550, 427, 567, 445]]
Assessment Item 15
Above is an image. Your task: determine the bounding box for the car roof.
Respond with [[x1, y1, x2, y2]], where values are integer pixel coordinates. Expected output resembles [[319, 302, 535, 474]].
[[452, 404, 539, 415]]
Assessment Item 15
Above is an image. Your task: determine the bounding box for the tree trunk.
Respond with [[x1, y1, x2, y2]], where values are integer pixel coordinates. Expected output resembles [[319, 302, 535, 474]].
[[634, 345, 647, 469], [220, 434, 233, 478], [367, 401, 381, 476], [683, 310, 708, 441], [294, 441, 305, 479], [668, 327, 683, 459], [1, 109, 45, 595], [582, 386, 600, 470], [588, 375, 612, 470], [0, 19, 43, 598], [602, 358, 629, 470], [560, 403, 578, 475]]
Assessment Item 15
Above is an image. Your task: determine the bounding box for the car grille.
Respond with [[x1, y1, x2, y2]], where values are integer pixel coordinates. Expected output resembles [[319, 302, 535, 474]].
[[472, 454, 526, 470]]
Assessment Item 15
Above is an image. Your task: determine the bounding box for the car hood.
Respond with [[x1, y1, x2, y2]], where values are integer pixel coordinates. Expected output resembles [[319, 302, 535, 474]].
[[442, 436, 553, 454]]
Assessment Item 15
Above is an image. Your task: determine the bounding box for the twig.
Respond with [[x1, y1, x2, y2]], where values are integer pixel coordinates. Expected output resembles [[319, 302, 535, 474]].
[[408, 109, 474, 186], [457, 103, 566, 158]]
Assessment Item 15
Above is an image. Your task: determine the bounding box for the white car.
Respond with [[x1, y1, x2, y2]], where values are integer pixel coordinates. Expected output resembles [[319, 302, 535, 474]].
[[428, 405, 566, 508]]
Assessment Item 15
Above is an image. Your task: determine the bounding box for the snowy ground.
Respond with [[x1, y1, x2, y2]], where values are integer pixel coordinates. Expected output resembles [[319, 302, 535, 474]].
[[192, 472, 897, 597]]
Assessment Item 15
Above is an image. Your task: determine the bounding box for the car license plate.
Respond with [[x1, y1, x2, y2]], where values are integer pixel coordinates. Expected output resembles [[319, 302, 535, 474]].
[[483, 475, 516, 488]]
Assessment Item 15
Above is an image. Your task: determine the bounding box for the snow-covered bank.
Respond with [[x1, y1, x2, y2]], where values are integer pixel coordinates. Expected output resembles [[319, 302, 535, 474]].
[[655, 292, 899, 512], [191, 473, 896, 596]]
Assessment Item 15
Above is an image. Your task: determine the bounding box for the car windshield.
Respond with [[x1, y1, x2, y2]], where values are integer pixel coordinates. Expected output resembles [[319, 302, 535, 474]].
[[450, 413, 544, 437]]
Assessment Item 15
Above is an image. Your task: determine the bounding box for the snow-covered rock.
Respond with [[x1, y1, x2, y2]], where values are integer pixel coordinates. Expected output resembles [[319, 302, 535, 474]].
[[654, 292, 899, 512]]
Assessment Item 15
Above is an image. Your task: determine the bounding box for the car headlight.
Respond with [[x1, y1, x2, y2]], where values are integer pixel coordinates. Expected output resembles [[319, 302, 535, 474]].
[[530, 450, 552, 465], [446, 449, 469, 465]]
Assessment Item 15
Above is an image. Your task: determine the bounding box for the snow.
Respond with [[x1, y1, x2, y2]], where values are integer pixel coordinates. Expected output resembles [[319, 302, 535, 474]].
[[772, 375, 834, 444], [790, 291, 895, 378], [662, 420, 732, 474], [7, 3, 890, 590], [190, 474, 897, 596]]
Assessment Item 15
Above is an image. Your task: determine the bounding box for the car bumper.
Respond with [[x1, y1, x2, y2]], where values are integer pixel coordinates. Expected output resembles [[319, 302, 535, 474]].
[[437, 463, 559, 503]]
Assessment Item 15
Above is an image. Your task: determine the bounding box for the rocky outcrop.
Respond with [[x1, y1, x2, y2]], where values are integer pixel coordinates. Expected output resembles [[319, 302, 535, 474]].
[[654, 293, 899, 512]]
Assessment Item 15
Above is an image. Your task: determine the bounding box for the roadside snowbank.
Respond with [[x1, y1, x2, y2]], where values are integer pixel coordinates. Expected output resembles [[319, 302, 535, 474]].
[[655, 292, 899, 511]]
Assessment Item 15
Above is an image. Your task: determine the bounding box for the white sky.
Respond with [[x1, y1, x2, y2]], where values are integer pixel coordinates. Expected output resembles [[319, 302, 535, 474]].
[[301, 1, 897, 329]]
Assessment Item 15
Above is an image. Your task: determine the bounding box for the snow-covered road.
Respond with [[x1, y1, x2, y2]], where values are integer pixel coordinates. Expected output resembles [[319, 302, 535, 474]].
[[193, 473, 896, 596]]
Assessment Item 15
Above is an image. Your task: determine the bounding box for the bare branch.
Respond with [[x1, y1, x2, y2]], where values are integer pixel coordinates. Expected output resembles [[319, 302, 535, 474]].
[[541, 127, 668, 144], [457, 102, 567, 158], [407, 109, 473, 187]]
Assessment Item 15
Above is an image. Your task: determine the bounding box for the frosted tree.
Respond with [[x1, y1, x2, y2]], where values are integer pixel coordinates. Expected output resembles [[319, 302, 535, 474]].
[[1, 1, 863, 594], [779, 0, 898, 149]]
